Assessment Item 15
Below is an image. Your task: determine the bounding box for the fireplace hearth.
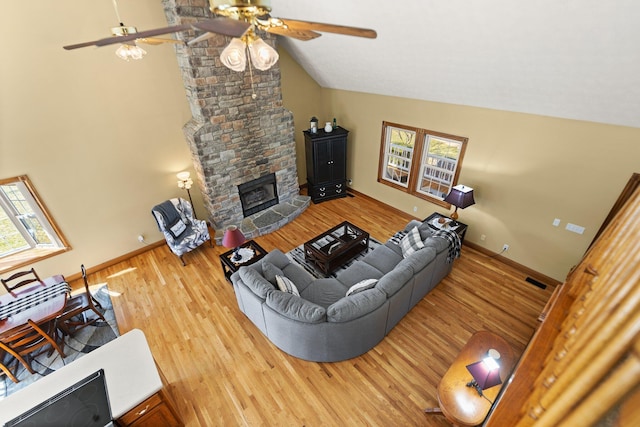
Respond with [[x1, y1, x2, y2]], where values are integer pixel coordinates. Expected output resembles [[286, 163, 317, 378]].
[[239, 173, 279, 217]]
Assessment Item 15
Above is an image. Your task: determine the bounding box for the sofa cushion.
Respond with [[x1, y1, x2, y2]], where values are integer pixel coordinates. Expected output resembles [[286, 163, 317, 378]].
[[362, 245, 403, 274], [266, 291, 326, 323], [262, 249, 292, 269], [417, 221, 436, 240], [422, 235, 451, 254], [327, 288, 387, 323], [301, 279, 349, 308], [401, 226, 425, 258], [282, 263, 315, 293], [384, 239, 404, 257], [376, 267, 414, 298], [336, 261, 385, 287], [262, 261, 284, 285], [397, 246, 437, 275], [346, 278, 378, 297], [238, 267, 275, 299], [276, 275, 300, 296]]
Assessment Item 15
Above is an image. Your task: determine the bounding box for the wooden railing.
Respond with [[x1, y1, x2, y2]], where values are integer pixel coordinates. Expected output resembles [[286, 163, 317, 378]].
[[486, 185, 640, 426]]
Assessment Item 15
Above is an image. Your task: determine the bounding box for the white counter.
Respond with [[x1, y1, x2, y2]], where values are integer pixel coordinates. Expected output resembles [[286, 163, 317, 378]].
[[0, 329, 162, 423]]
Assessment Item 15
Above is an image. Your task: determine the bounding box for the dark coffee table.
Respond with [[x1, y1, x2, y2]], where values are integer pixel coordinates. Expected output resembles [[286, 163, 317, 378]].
[[303, 221, 370, 275]]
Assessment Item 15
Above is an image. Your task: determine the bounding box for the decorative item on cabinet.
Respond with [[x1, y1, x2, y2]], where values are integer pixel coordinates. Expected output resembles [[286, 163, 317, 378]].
[[304, 127, 349, 203], [310, 116, 318, 134], [324, 122, 333, 132]]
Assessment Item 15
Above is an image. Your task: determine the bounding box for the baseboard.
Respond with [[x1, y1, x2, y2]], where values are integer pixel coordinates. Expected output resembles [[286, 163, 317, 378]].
[[346, 188, 422, 221], [464, 241, 561, 288], [349, 189, 561, 288], [65, 240, 166, 283]]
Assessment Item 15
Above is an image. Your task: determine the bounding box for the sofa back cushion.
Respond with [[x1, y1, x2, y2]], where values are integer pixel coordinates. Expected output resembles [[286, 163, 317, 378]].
[[396, 246, 437, 275], [327, 288, 387, 323], [376, 267, 414, 297], [266, 291, 327, 323], [262, 261, 284, 285], [239, 267, 275, 299]]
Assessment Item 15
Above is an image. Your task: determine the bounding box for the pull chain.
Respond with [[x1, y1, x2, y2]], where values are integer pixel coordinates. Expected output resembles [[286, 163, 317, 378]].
[[247, 47, 257, 100]]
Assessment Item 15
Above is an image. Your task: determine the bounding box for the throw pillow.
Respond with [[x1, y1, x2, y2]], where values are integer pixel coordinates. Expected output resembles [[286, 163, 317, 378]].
[[346, 278, 378, 297], [275, 275, 300, 297], [400, 226, 425, 258], [168, 219, 187, 239], [262, 261, 284, 286]]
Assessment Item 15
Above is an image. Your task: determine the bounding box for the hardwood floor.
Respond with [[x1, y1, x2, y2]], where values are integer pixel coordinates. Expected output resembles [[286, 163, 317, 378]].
[[70, 193, 554, 426]]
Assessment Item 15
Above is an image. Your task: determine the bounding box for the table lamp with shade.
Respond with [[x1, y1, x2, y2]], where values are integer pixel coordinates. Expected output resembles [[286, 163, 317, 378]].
[[222, 225, 246, 263], [443, 184, 475, 226], [465, 349, 502, 397]]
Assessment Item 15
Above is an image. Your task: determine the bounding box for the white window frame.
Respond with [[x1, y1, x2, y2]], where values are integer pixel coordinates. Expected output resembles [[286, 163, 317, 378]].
[[0, 175, 70, 273], [379, 125, 416, 188], [377, 121, 468, 208]]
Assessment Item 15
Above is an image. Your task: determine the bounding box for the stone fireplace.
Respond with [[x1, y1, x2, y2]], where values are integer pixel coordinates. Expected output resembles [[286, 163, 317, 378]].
[[162, 0, 309, 243]]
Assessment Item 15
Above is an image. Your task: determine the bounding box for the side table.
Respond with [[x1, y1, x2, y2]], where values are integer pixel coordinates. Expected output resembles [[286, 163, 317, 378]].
[[424, 212, 468, 243], [425, 331, 515, 426], [220, 240, 267, 283]]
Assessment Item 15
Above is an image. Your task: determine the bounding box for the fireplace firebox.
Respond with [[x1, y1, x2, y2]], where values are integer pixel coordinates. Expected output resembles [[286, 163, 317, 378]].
[[238, 173, 279, 217]]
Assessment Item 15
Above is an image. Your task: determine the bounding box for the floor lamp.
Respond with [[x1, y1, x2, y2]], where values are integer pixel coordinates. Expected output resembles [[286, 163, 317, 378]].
[[177, 171, 197, 219]]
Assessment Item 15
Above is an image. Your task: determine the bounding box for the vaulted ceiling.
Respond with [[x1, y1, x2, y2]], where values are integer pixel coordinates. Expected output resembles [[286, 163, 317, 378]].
[[273, 0, 639, 128]]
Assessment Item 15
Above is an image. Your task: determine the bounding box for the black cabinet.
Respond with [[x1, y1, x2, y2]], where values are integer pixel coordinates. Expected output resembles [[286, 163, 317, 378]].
[[304, 127, 348, 203]]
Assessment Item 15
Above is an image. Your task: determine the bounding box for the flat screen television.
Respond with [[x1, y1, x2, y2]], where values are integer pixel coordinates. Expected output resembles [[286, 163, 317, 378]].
[[4, 368, 114, 427]]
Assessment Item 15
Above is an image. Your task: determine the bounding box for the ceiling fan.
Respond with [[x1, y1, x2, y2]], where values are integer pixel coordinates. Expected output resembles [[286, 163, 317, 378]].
[[63, 0, 376, 67], [195, 0, 377, 72], [62, 0, 251, 60]]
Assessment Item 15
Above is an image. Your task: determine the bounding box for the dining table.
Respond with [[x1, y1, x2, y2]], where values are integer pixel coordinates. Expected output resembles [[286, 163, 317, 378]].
[[0, 275, 70, 339]]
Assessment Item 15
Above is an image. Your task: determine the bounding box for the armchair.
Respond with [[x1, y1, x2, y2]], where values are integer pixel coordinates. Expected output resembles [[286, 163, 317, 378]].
[[152, 198, 211, 265]]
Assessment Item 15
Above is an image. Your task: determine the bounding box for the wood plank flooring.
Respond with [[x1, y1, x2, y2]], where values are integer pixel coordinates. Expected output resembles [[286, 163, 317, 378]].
[[70, 192, 554, 426]]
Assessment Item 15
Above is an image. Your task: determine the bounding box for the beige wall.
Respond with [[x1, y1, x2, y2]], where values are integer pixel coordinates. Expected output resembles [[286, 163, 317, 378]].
[[1, 2, 196, 278], [4, 2, 638, 283], [279, 72, 640, 280], [279, 50, 325, 183]]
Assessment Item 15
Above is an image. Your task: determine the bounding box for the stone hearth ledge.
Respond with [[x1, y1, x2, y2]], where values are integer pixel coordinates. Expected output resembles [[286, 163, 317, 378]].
[[214, 195, 311, 245]]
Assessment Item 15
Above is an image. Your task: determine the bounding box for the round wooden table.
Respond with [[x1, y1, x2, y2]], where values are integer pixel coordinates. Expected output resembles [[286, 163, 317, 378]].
[[426, 331, 515, 426]]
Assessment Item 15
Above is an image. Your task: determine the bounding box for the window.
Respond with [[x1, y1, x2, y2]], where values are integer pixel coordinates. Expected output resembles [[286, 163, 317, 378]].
[[378, 121, 468, 207], [0, 175, 69, 273]]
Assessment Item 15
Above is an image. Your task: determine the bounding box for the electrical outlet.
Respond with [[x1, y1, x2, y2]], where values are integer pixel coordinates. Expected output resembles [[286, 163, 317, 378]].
[[552, 218, 561, 227], [413, 206, 418, 212], [502, 244, 509, 252], [348, 179, 353, 185], [137, 235, 145, 243], [480, 234, 486, 241]]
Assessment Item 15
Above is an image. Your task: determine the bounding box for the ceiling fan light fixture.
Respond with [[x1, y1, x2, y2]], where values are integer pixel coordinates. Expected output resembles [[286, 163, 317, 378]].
[[220, 37, 247, 71], [115, 43, 147, 61], [247, 36, 278, 71]]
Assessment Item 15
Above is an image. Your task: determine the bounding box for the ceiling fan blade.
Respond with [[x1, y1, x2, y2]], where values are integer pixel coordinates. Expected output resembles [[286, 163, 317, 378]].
[[191, 18, 251, 38], [137, 37, 184, 46], [276, 18, 377, 39], [187, 32, 216, 46], [267, 26, 321, 41], [93, 24, 191, 47], [64, 39, 104, 50]]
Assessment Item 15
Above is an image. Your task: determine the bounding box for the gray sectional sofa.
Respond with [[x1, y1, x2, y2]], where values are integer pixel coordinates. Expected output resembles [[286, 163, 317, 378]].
[[230, 219, 460, 362]]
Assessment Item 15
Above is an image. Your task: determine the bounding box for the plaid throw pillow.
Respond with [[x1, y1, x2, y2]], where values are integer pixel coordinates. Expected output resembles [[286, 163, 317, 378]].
[[400, 226, 425, 258]]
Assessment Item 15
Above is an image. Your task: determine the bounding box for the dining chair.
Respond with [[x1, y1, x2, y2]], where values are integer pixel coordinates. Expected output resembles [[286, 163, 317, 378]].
[[0, 311, 67, 374], [1, 268, 41, 293], [0, 344, 20, 383], [57, 264, 106, 335]]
